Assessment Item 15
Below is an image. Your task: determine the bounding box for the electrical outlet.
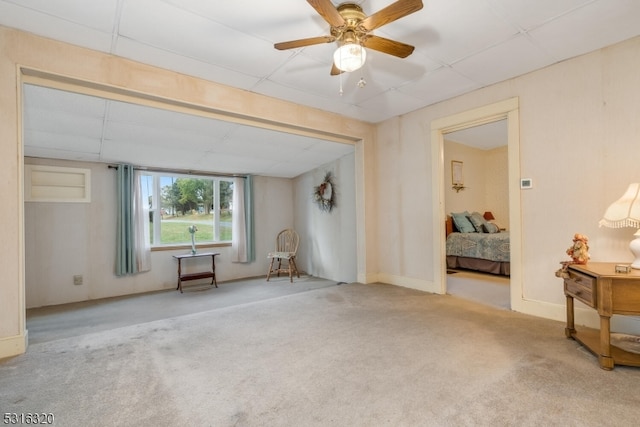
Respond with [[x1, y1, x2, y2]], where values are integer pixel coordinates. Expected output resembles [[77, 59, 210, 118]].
[[73, 275, 83, 286]]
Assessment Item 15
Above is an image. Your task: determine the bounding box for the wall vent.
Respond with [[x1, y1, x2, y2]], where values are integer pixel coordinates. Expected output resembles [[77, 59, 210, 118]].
[[25, 165, 91, 203]]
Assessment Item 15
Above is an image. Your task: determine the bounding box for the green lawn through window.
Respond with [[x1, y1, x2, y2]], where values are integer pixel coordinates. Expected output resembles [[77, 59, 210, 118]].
[[154, 212, 232, 244]]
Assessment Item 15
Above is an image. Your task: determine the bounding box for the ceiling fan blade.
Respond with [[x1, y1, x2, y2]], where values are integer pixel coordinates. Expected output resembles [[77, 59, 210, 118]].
[[330, 63, 344, 76], [307, 0, 345, 27], [275, 36, 335, 50], [360, 0, 423, 32], [363, 35, 415, 58]]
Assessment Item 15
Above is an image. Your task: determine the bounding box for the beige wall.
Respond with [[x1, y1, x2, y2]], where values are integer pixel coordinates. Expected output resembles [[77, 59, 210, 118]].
[[484, 146, 509, 229], [444, 141, 509, 228], [294, 153, 357, 283], [0, 26, 374, 358], [374, 35, 640, 332]]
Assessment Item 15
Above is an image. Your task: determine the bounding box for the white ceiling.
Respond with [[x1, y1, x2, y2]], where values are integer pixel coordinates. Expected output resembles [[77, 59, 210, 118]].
[[22, 84, 355, 178], [4, 0, 640, 177], [445, 119, 507, 150]]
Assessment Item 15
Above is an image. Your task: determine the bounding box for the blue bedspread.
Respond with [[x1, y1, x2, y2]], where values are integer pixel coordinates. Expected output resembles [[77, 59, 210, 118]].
[[446, 232, 510, 262]]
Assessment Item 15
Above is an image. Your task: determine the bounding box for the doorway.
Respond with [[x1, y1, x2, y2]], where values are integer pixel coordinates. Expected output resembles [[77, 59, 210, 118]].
[[443, 120, 510, 309], [430, 98, 522, 311]]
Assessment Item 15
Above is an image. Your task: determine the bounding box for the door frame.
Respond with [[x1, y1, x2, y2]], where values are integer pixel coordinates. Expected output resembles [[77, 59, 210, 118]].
[[430, 97, 523, 311]]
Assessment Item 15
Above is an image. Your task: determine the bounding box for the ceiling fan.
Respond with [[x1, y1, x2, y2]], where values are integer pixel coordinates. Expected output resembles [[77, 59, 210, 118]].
[[274, 0, 424, 75]]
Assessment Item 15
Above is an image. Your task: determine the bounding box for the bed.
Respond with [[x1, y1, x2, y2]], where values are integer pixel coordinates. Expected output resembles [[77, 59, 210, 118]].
[[446, 212, 510, 276]]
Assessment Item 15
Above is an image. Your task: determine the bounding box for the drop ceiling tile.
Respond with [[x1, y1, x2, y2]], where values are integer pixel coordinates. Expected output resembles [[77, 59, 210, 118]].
[[366, 3, 436, 49], [267, 53, 342, 97], [452, 34, 557, 86], [24, 130, 102, 153], [287, 42, 337, 66], [104, 123, 217, 151], [0, 2, 114, 52], [254, 79, 346, 117], [262, 161, 322, 179], [231, 126, 318, 148], [529, 0, 640, 60], [24, 85, 107, 117], [294, 147, 352, 167], [219, 130, 322, 164], [114, 37, 262, 90], [164, 0, 327, 43], [119, 0, 285, 76], [312, 141, 355, 155], [445, 119, 508, 150], [356, 88, 434, 119], [100, 140, 203, 169], [365, 50, 439, 80], [24, 110, 104, 139], [193, 152, 275, 175], [395, 66, 481, 106], [485, 0, 593, 31], [23, 146, 102, 163], [3, 0, 118, 31], [420, 0, 519, 64], [106, 101, 237, 136]]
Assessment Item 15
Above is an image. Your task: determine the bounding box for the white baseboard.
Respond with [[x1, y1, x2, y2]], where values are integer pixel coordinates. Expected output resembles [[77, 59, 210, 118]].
[[0, 330, 27, 359], [375, 273, 436, 293]]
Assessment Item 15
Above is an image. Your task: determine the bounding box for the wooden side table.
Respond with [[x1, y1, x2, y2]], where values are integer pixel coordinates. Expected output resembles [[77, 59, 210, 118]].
[[173, 252, 220, 293], [563, 262, 640, 370]]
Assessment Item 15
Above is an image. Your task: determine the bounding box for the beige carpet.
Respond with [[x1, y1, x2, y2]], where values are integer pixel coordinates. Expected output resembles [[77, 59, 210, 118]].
[[2, 279, 640, 426]]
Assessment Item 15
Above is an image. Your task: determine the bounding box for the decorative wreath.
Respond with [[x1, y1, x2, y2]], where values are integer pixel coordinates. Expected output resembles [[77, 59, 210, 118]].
[[313, 171, 336, 212]]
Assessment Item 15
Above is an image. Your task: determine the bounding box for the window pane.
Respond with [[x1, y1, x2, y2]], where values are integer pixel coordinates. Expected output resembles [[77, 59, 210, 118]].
[[158, 177, 211, 244], [146, 174, 234, 247]]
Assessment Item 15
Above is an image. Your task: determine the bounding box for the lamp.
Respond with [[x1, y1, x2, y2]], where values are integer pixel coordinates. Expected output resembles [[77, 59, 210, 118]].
[[333, 43, 366, 72], [599, 183, 640, 269], [483, 211, 495, 221]]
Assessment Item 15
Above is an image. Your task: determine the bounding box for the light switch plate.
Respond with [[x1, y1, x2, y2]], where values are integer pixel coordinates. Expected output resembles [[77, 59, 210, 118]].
[[520, 178, 533, 189]]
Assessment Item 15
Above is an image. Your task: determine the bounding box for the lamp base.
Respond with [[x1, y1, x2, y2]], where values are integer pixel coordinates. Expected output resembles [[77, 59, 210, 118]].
[[630, 229, 640, 269]]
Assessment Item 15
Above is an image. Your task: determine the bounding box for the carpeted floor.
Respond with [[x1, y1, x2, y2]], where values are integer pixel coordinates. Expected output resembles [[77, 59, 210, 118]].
[[2, 277, 640, 426]]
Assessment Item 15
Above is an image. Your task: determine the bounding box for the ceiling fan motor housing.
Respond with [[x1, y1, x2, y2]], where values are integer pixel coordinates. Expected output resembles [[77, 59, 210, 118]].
[[331, 3, 368, 46]]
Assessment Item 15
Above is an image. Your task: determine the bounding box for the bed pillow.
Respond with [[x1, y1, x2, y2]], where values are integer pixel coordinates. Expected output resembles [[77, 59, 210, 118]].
[[451, 211, 476, 233], [483, 222, 500, 233], [468, 211, 489, 232]]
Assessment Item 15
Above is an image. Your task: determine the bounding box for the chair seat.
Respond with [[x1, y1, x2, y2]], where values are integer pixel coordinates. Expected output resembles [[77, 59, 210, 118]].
[[266, 229, 300, 283], [268, 251, 295, 259]]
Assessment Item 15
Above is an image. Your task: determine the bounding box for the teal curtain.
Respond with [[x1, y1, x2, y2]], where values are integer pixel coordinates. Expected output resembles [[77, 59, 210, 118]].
[[116, 164, 137, 276]]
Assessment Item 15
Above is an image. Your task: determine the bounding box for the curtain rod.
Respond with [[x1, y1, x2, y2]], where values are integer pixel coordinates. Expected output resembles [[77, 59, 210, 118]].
[[107, 164, 247, 179]]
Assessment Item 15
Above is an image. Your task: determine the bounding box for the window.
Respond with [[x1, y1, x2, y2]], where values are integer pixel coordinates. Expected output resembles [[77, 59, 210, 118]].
[[140, 173, 233, 247]]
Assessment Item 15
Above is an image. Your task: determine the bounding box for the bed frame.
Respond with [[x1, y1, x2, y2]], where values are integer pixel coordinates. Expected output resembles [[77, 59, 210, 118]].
[[445, 216, 510, 276]]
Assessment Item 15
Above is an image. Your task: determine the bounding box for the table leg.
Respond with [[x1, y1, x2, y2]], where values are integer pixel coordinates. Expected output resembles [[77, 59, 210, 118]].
[[177, 258, 183, 293], [598, 315, 614, 370], [565, 295, 575, 338], [211, 254, 217, 288]]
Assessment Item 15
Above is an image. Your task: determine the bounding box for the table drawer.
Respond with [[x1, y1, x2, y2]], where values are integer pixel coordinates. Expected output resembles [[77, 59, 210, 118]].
[[565, 270, 596, 307]]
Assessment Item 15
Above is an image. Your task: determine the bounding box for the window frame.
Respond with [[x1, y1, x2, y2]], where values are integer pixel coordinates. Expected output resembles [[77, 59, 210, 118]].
[[141, 172, 233, 250]]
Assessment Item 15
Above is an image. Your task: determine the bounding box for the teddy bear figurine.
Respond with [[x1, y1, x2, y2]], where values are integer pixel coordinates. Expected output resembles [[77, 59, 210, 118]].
[[566, 233, 590, 265]]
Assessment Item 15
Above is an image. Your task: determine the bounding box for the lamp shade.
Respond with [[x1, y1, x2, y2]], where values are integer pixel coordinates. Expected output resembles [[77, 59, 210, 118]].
[[333, 43, 366, 72], [599, 183, 640, 228], [483, 211, 495, 221]]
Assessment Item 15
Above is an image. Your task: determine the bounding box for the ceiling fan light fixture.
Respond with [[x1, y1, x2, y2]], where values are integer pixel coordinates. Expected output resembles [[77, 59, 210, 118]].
[[333, 43, 366, 72]]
